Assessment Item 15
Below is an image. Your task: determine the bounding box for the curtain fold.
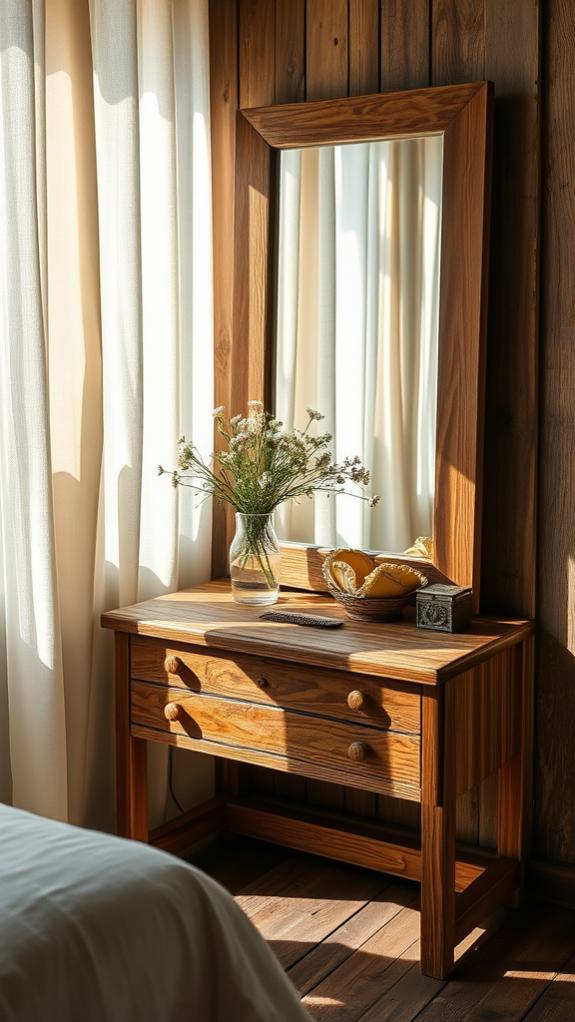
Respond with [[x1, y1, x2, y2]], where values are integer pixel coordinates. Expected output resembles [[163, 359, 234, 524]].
[[0, 0, 213, 828], [276, 137, 443, 554], [0, 0, 68, 820]]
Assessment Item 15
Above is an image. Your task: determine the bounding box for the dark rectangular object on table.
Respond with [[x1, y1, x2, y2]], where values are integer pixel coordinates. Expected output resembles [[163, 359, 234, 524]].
[[416, 584, 473, 633]]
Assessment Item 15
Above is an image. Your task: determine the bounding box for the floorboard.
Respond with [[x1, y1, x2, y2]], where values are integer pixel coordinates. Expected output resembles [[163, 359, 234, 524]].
[[193, 838, 575, 1022], [524, 950, 575, 1021]]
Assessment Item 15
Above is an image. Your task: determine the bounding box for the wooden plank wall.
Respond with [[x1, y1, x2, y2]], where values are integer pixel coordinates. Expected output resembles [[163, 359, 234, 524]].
[[208, 1, 553, 858], [536, 0, 575, 867]]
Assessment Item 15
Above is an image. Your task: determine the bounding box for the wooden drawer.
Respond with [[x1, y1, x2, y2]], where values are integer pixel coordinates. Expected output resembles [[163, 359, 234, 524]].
[[130, 636, 421, 734], [131, 680, 421, 799]]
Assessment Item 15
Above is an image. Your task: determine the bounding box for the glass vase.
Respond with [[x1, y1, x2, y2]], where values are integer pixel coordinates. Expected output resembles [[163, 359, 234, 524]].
[[229, 512, 280, 606]]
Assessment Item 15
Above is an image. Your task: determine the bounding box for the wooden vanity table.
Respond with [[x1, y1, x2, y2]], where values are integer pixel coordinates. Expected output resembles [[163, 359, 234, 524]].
[[102, 79, 515, 981], [103, 581, 533, 979]]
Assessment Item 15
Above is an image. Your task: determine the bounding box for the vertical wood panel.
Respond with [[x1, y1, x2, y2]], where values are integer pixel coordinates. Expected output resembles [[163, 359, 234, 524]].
[[481, 0, 540, 618], [421, 686, 456, 978], [349, 0, 379, 95], [209, 0, 238, 574], [536, 0, 575, 865], [238, 0, 276, 107], [233, 0, 276, 417], [380, 0, 430, 91], [306, 0, 349, 100], [115, 634, 148, 840], [232, 120, 271, 407], [431, 0, 485, 85], [275, 0, 305, 103], [482, 0, 540, 853]]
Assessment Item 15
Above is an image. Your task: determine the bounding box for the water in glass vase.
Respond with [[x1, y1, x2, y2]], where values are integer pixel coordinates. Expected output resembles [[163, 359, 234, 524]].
[[229, 512, 280, 606]]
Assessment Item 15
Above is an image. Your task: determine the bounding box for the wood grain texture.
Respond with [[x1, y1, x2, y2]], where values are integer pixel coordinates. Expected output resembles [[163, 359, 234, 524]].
[[238, 0, 276, 108], [300, 900, 423, 1016], [419, 904, 575, 1022], [232, 115, 271, 412], [275, 0, 305, 103], [209, 0, 238, 572], [432, 83, 492, 605], [421, 683, 456, 977], [115, 633, 148, 840], [241, 861, 392, 971], [523, 950, 575, 1022], [225, 797, 486, 889], [454, 855, 519, 943], [306, 0, 349, 101], [288, 879, 410, 996], [279, 542, 452, 593], [481, 0, 540, 618], [130, 635, 422, 733], [454, 648, 520, 796], [132, 722, 419, 802], [431, 0, 485, 85], [498, 636, 534, 897], [132, 681, 422, 798], [197, 841, 575, 1021], [380, 0, 430, 91], [101, 580, 533, 686], [349, 0, 379, 95], [243, 81, 484, 148], [536, 0, 575, 867]]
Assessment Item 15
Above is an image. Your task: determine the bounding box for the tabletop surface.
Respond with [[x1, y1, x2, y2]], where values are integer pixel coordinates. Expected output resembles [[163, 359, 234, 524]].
[[102, 580, 533, 685]]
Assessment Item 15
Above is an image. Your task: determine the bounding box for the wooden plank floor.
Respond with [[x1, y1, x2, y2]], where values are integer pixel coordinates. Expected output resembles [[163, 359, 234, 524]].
[[194, 837, 575, 1022]]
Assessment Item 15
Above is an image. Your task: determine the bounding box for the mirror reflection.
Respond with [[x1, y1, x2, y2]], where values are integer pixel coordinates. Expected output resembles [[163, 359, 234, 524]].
[[274, 135, 443, 554]]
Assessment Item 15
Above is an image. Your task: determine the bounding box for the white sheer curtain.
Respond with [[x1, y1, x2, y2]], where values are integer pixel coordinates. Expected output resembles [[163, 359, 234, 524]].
[[0, 0, 213, 829], [276, 137, 443, 554]]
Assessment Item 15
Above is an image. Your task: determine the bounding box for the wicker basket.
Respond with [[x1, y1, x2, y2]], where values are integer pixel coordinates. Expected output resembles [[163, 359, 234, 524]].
[[322, 556, 429, 622]]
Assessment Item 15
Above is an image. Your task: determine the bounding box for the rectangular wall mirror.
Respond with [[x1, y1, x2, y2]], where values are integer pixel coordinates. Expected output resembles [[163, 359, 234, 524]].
[[232, 83, 492, 603], [275, 136, 443, 555]]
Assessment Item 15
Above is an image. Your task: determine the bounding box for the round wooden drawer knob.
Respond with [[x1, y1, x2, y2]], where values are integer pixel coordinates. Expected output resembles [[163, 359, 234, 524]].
[[164, 655, 180, 675], [347, 741, 370, 762], [164, 701, 184, 722], [347, 689, 367, 711]]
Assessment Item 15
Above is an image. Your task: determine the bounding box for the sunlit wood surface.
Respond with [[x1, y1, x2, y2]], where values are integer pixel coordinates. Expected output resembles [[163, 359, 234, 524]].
[[196, 837, 575, 1022]]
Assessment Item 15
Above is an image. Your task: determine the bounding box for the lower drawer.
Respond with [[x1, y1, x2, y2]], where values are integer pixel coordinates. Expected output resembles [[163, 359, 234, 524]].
[[131, 681, 421, 800]]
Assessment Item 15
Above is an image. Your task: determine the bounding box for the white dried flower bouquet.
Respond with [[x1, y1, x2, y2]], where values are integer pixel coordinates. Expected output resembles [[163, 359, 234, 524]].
[[159, 401, 379, 599], [158, 400, 380, 515]]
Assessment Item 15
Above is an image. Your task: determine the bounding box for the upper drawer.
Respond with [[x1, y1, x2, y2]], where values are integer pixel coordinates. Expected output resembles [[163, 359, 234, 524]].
[[130, 636, 421, 734]]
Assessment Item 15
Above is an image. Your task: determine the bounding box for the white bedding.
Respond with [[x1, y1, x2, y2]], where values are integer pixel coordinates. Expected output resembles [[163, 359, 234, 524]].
[[0, 805, 309, 1022]]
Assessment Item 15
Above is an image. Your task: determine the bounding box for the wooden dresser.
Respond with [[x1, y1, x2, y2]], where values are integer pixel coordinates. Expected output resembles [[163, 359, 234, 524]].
[[102, 581, 534, 979]]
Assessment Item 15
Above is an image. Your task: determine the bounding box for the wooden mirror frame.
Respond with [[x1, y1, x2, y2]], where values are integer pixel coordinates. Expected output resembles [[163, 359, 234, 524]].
[[224, 82, 492, 606]]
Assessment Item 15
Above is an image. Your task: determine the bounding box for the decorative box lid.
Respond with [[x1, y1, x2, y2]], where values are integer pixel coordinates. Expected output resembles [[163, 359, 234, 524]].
[[416, 583, 473, 603]]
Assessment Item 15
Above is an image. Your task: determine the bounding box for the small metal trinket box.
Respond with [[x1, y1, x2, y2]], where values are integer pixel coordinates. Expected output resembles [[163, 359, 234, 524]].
[[416, 584, 473, 633]]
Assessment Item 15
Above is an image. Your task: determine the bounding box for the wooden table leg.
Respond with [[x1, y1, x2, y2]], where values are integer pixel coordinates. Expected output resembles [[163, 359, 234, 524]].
[[115, 632, 148, 840], [497, 636, 534, 898], [421, 685, 456, 979]]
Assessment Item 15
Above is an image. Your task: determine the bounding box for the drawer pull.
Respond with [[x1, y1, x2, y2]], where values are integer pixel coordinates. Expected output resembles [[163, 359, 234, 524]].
[[348, 741, 370, 762], [164, 656, 180, 675], [164, 701, 185, 722], [256, 676, 270, 690], [347, 689, 367, 711]]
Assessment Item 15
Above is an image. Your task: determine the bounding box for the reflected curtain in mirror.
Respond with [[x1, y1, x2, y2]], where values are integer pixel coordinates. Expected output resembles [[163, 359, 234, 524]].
[[275, 136, 443, 553]]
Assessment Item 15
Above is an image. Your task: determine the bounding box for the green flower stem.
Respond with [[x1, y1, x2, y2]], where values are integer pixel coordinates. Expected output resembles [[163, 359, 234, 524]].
[[236, 516, 277, 589]]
